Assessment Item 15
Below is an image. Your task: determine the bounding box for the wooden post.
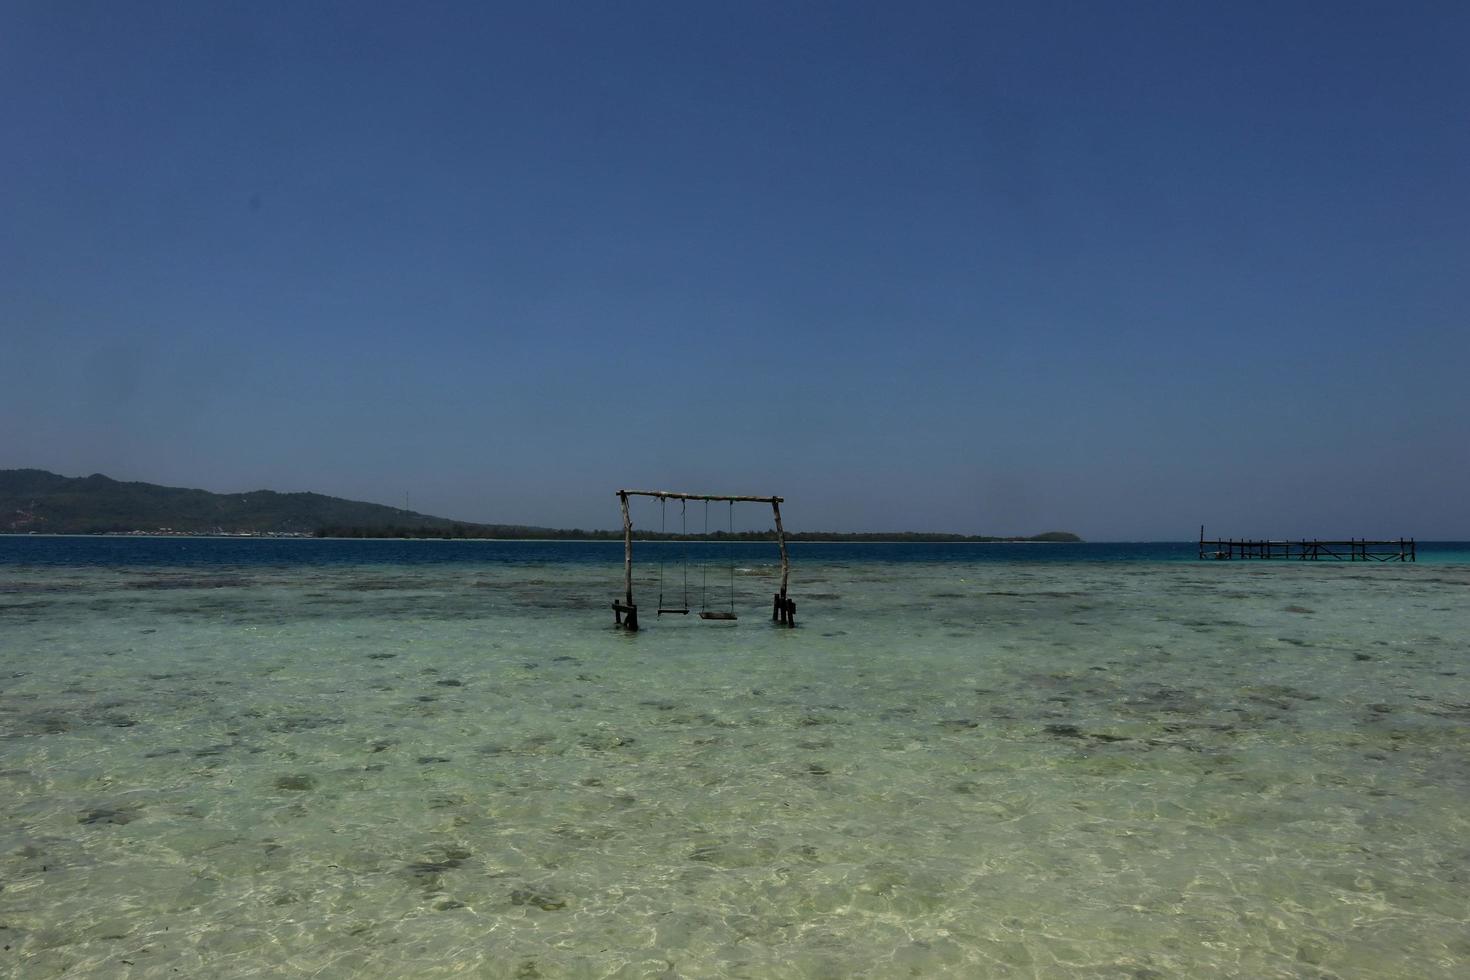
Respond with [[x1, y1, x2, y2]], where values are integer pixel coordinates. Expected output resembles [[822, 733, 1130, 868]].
[[772, 500, 790, 601], [772, 499, 791, 625], [620, 492, 633, 607], [618, 492, 638, 630]]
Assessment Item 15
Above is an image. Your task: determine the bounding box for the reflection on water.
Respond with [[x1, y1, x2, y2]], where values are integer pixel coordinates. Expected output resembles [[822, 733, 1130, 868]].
[[2, 550, 1469, 976]]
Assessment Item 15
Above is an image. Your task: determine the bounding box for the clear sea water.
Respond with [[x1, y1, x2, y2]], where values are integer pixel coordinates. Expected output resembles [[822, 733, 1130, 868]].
[[3, 537, 1468, 978]]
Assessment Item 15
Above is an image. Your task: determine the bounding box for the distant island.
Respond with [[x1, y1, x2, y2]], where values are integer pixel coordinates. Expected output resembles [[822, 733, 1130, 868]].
[[0, 470, 1081, 543]]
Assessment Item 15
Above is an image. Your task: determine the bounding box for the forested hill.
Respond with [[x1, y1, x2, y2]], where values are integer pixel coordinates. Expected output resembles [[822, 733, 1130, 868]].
[[0, 469, 1081, 542], [0, 469, 550, 537]]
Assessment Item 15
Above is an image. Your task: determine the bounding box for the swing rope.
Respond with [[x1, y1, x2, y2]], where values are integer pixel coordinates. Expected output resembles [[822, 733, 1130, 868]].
[[657, 497, 691, 616], [692, 499, 740, 621], [656, 496, 666, 611]]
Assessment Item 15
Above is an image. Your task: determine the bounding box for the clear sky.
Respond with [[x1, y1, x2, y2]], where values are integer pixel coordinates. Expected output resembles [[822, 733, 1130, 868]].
[[3, 2, 1467, 539]]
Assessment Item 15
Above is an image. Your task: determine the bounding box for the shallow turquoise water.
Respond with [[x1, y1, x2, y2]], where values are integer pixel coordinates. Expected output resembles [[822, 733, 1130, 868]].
[[2, 544, 1469, 977]]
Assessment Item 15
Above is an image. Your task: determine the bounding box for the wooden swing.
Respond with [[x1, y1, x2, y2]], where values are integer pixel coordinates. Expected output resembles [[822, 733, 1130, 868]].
[[697, 500, 737, 621], [611, 489, 795, 632], [656, 497, 689, 616]]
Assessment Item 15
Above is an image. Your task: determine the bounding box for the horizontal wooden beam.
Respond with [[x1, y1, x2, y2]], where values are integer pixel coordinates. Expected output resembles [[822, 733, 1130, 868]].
[[616, 490, 783, 504]]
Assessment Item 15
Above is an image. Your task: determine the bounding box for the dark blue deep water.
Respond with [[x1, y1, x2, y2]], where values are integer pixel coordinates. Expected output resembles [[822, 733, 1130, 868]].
[[2, 535, 1467, 568]]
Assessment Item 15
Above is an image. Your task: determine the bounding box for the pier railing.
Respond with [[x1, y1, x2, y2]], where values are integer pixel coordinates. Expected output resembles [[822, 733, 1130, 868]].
[[1198, 529, 1414, 561]]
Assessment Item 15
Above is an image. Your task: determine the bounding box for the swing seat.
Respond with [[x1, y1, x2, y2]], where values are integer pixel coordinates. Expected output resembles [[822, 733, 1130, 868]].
[[657, 608, 689, 616], [699, 611, 738, 621]]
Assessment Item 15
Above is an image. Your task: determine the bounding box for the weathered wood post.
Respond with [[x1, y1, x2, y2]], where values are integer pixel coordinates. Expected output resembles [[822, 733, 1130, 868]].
[[620, 492, 633, 607], [772, 499, 791, 626], [617, 491, 638, 630]]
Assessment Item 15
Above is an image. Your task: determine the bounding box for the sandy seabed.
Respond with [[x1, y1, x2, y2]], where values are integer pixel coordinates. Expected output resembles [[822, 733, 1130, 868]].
[[3, 552, 1468, 977]]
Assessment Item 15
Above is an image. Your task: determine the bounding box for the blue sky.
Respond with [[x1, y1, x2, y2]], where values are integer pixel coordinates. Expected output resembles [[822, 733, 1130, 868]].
[[3, 2, 1467, 538]]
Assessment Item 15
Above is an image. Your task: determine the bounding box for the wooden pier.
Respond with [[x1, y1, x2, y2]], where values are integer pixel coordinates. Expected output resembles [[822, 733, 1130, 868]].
[[1199, 527, 1414, 561]]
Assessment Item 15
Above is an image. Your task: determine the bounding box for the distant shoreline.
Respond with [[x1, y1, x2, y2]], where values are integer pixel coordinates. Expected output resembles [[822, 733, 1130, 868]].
[[1, 531, 1081, 544], [1, 469, 1080, 542]]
